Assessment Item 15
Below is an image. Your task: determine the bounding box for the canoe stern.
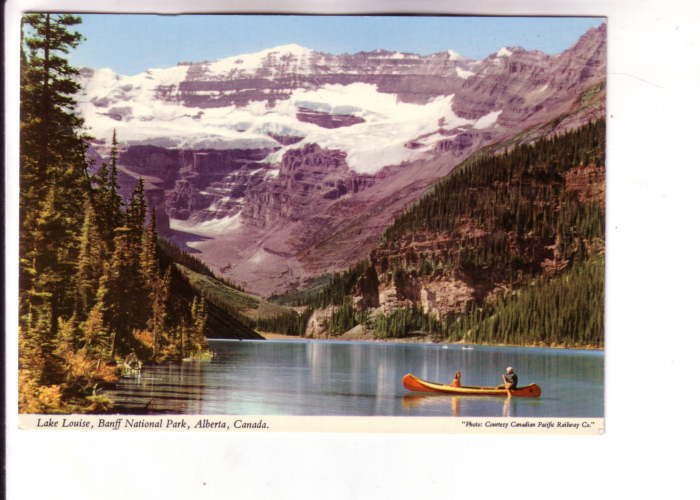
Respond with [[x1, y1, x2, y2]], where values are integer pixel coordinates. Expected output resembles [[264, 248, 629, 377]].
[[518, 384, 541, 398]]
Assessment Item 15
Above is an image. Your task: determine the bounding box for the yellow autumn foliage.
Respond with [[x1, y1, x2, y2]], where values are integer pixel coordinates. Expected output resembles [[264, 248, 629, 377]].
[[19, 370, 65, 413]]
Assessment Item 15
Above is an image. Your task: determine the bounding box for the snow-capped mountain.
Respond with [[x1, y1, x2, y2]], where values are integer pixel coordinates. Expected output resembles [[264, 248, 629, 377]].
[[80, 43, 486, 174], [77, 23, 606, 295]]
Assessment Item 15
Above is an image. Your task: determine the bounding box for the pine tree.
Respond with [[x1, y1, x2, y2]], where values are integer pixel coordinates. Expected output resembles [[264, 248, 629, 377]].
[[140, 207, 158, 295], [92, 130, 123, 243], [96, 227, 141, 358], [150, 267, 172, 359], [20, 14, 90, 337], [126, 177, 146, 235], [19, 300, 52, 383], [20, 14, 89, 288], [99, 179, 151, 344], [23, 184, 87, 358], [21, 14, 85, 175], [107, 131, 121, 218], [55, 312, 79, 357], [75, 199, 107, 317], [81, 297, 111, 359], [191, 296, 207, 353]]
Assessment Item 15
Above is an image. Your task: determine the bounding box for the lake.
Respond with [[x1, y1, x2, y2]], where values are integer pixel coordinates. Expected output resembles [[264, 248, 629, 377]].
[[109, 339, 604, 417]]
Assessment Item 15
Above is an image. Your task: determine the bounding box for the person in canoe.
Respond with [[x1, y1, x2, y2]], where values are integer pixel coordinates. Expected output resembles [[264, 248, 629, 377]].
[[450, 371, 462, 387], [501, 366, 518, 397]]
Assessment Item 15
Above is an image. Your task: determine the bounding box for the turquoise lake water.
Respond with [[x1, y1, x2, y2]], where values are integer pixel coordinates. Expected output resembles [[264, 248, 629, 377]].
[[109, 339, 604, 417]]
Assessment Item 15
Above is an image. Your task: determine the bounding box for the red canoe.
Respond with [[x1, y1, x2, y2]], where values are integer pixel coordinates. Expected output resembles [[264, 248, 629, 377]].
[[402, 373, 542, 398]]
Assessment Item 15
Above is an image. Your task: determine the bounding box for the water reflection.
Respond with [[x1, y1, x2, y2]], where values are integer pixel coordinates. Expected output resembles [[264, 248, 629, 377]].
[[451, 397, 460, 417], [502, 397, 511, 417], [108, 340, 603, 417]]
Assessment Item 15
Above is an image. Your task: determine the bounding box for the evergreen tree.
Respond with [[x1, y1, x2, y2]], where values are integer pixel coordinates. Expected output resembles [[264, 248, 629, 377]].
[[190, 296, 208, 355], [81, 299, 111, 359], [96, 227, 141, 358], [20, 14, 85, 177], [92, 130, 123, 243], [140, 207, 158, 292], [126, 177, 146, 234], [20, 14, 89, 299], [150, 267, 172, 359], [75, 199, 106, 317]]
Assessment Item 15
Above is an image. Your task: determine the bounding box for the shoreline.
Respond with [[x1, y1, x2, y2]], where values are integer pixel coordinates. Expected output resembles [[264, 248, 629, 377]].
[[258, 332, 603, 351]]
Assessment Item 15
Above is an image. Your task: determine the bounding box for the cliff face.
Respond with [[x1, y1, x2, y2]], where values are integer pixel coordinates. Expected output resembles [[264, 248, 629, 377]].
[[565, 164, 606, 205], [242, 143, 374, 227], [351, 225, 484, 320], [164, 47, 479, 109], [344, 119, 607, 325], [79, 24, 606, 295]]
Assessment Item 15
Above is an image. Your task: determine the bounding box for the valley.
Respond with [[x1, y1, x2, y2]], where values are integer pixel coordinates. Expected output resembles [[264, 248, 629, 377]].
[[78, 24, 606, 296]]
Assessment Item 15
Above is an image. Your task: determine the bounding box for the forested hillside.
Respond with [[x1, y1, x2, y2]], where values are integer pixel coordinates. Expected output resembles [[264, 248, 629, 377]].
[[275, 120, 605, 347], [175, 264, 309, 337], [385, 120, 604, 256]]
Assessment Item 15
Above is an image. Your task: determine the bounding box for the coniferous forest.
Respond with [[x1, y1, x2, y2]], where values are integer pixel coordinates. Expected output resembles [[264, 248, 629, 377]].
[[274, 119, 605, 347], [18, 14, 209, 413], [377, 120, 605, 345]]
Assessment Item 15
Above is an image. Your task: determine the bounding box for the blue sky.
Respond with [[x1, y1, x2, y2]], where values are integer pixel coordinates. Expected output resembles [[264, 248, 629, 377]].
[[69, 15, 604, 75]]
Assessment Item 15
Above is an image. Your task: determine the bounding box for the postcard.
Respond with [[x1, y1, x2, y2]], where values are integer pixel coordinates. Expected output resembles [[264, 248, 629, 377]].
[[11, 10, 605, 435]]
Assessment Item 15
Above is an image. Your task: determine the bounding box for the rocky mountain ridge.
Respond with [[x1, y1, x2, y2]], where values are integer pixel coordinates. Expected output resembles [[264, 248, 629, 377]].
[[78, 23, 606, 295]]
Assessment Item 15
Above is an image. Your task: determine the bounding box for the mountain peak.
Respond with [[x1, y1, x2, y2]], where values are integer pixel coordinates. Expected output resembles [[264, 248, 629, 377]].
[[496, 47, 513, 58], [264, 43, 314, 55], [447, 49, 463, 61], [205, 43, 316, 75]]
